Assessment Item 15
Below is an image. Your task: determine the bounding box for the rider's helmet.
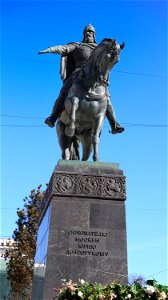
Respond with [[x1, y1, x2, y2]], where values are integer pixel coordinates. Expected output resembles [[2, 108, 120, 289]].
[[83, 23, 96, 43]]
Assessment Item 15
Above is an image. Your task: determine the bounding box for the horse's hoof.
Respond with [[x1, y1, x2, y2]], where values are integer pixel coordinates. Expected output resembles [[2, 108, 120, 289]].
[[65, 126, 75, 137], [93, 156, 99, 162], [62, 149, 71, 160]]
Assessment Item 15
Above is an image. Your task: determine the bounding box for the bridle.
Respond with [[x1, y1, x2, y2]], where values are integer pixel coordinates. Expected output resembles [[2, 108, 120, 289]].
[[95, 39, 118, 85], [78, 38, 119, 90]]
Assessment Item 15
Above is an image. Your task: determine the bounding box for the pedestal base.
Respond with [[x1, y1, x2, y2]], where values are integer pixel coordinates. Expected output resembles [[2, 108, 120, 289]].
[[32, 160, 128, 300]]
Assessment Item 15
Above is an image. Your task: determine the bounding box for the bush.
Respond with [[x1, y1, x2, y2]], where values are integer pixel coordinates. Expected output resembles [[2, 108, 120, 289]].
[[53, 279, 168, 300]]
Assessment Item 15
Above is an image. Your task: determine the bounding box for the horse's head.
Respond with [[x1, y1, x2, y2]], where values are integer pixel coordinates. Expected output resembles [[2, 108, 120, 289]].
[[95, 38, 125, 83], [81, 38, 125, 86]]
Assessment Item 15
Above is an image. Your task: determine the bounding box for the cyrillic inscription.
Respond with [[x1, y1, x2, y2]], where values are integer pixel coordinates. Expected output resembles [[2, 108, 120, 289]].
[[66, 229, 109, 257]]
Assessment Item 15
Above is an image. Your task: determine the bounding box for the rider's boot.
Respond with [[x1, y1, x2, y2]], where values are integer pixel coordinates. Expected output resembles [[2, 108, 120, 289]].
[[106, 104, 125, 134], [45, 94, 65, 128], [45, 115, 56, 128], [45, 76, 73, 128]]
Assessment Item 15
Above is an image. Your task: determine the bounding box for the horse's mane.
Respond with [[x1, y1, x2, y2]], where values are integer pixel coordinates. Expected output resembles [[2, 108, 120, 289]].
[[102, 38, 115, 43], [87, 38, 116, 62], [80, 38, 116, 81]]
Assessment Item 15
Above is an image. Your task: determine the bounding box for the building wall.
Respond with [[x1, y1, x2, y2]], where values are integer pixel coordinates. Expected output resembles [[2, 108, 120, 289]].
[[0, 237, 15, 299]]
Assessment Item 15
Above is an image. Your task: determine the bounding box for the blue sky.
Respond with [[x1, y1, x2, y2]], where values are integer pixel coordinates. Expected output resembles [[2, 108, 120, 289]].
[[1, 0, 167, 285]]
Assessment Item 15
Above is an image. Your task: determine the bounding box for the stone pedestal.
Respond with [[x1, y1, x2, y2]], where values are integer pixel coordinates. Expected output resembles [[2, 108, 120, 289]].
[[32, 160, 127, 300]]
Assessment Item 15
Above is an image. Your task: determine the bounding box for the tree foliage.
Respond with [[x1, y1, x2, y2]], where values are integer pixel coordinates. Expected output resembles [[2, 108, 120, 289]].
[[4, 185, 45, 300]]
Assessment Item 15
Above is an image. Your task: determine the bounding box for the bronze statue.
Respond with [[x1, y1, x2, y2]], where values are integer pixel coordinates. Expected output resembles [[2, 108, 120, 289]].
[[38, 24, 124, 135], [57, 38, 124, 161]]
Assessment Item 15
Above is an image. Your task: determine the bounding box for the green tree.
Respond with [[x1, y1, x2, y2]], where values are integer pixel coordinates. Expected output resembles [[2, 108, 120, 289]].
[[4, 185, 45, 300]]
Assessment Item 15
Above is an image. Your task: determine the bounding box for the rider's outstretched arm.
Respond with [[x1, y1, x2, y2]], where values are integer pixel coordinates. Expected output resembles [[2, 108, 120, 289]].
[[38, 43, 76, 55]]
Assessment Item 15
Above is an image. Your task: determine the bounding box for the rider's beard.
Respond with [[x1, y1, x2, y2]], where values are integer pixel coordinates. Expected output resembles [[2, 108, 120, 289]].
[[84, 35, 94, 43]]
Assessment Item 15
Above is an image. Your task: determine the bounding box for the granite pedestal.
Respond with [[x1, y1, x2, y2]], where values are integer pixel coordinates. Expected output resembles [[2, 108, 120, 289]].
[[32, 160, 127, 299]]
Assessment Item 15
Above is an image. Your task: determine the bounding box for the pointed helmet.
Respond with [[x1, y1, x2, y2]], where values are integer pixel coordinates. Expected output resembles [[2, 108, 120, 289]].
[[83, 23, 96, 34], [83, 23, 96, 43]]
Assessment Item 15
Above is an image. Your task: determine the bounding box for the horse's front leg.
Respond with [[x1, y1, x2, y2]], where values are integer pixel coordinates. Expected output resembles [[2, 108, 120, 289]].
[[65, 96, 79, 137], [92, 115, 104, 161]]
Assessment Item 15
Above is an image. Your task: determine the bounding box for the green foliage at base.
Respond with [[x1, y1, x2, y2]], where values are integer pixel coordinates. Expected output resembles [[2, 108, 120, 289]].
[[53, 279, 168, 300]]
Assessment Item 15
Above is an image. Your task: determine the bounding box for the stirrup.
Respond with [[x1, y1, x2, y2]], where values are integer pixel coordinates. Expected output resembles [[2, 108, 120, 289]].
[[111, 127, 125, 134]]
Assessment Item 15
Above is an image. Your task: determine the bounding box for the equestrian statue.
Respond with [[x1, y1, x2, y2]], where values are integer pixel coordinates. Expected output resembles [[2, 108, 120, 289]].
[[39, 24, 125, 161]]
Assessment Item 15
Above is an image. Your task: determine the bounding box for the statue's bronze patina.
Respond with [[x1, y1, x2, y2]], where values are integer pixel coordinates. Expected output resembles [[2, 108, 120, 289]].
[[39, 25, 125, 161]]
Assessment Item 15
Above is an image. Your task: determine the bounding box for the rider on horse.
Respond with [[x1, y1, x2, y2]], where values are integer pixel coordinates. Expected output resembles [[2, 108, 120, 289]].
[[38, 24, 124, 134]]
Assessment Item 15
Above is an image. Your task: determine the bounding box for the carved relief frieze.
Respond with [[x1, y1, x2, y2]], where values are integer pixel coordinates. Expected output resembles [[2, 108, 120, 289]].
[[50, 172, 126, 199], [38, 171, 126, 223]]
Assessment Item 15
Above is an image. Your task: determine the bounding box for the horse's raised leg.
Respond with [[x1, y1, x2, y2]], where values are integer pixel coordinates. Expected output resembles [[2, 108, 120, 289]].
[[65, 96, 79, 137], [92, 115, 104, 161]]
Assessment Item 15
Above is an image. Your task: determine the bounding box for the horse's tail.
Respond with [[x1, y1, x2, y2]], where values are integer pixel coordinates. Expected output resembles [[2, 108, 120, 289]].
[[70, 137, 80, 160]]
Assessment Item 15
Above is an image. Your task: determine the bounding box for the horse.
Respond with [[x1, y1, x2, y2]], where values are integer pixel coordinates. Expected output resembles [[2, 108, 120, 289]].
[[56, 38, 124, 161]]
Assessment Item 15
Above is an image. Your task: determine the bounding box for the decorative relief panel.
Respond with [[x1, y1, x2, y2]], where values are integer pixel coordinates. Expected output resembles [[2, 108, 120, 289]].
[[50, 172, 126, 200], [38, 172, 126, 222]]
